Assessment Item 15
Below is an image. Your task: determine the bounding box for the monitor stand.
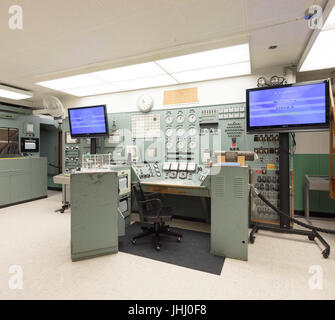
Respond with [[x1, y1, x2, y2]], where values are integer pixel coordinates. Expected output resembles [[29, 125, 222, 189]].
[[249, 132, 330, 258], [90, 138, 97, 154]]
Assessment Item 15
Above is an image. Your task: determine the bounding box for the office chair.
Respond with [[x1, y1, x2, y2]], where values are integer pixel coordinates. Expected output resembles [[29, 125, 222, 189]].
[[131, 182, 182, 251]]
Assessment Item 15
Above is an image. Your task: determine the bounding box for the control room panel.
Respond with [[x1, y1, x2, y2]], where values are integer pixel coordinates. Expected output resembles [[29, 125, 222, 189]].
[[63, 102, 288, 226]]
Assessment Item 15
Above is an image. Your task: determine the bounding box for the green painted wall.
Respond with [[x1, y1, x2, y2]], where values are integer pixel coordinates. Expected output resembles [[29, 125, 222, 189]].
[[293, 153, 335, 213]]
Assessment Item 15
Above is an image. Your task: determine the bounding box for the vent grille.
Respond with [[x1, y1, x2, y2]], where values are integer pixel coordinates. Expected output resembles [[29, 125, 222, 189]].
[[233, 177, 244, 199], [215, 176, 225, 197]]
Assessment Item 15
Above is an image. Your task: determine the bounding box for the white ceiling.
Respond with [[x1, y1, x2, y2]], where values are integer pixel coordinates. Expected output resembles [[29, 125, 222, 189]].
[[0, 0, 330, 104]]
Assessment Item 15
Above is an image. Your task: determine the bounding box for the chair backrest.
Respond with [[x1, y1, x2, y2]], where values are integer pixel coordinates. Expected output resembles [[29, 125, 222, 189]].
[[132, 182, 148, 223]]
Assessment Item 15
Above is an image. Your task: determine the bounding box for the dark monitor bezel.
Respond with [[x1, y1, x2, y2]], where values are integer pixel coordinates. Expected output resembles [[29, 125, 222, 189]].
[[68, 104, 109, 138], [246, 79, 330, 133]]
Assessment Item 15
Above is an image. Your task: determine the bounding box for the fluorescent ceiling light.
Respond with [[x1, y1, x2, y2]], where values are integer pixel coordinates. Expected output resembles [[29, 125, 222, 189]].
[[156, 44, 250, 73], [116, 74, 177, 91], [63, 84, 122, 97], [37, 74, 103, 90], [323, 5, 335, 29], [172, 61, 251, 83], [91, 62, 165, 82], [299, 5, 335, 71], [0, 85, 32, 100], [300, 29, 335, 71], [36, 42, 250, 96]]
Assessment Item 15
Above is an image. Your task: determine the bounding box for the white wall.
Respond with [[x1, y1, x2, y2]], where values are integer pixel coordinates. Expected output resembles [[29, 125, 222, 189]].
[[62, 66, 293, 113]]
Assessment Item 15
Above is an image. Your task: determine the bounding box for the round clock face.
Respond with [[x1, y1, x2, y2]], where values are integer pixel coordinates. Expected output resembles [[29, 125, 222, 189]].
[[137, 94, 153, 112], [188, 127, 197, 136], [176, 115, 184, 123], [188, 114, 197, 123], [176, 127, 185, 137]]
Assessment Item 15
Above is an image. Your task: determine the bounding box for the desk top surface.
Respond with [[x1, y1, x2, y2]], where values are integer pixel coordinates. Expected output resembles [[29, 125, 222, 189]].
[[141, 179, 205, 189], [304, 175, 329, 190]]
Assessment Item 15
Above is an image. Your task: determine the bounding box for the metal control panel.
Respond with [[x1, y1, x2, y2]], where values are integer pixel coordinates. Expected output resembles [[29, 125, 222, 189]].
[[63, 102, 290, 225], [64, 145, 80, 173]]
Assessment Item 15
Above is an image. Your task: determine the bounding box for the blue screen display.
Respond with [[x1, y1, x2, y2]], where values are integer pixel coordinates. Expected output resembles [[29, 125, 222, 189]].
[[248, 82, 327, 128], [69, 106, 107, 135]]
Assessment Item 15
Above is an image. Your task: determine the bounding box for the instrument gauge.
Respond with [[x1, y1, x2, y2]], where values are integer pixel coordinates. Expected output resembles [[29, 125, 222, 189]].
[[165, 128, 173, 137], [188, 114, 197, 123], [176, 115, 185, 124], [189, 141, 197, 149], [177, 141, 185, 150], [176, 127, 185, 137], [165, 116, 173, 124], [166, 141, 173, 149], [188, 127, 197, 136]]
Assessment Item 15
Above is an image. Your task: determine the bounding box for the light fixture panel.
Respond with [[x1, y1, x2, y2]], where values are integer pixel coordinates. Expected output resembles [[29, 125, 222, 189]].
[[300, 29, 335, 71], [37, 74, 103, 90], [172, 61, 251, 83], [116, 74, 177, 91], [91, 62, 165, 82], [0, 85, 32, 100], [156, 43, 250, 73]]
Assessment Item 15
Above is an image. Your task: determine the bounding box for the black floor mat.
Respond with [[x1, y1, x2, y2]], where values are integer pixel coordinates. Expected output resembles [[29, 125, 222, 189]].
[[118, 222, 225, 275]]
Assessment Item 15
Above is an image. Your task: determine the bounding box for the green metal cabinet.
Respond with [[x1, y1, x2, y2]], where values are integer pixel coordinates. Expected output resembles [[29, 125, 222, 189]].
[[210, 166, 249, 261], [0, 158, 47, 207], [70, 171, 119, 261]]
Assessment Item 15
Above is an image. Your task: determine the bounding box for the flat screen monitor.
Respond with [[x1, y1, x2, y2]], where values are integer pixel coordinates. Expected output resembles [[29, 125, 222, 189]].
[[21, 138, 39, 152], [68, 105, 109, 138], [246, 80, 330, 133]]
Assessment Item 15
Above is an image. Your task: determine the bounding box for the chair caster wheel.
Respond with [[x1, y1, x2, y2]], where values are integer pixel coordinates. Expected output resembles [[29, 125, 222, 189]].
[[177, 237, 181, 242], [60, 209, 64, 213], [249, 236, 255, 244], [322, 250, 329, 259], [131, 239, 136, 245], [155, 246, 160, 251], [308, 235, 315, 241]]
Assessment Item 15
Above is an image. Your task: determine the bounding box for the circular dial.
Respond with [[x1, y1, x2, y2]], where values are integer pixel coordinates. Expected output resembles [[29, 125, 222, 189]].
[[189, 141, 197, 149], [165, 116, 173, 124], [176, 127, 185, 137], [166, 141, 173, 150], [188, 114, 197, 123], [177, 141, 185, 150], [137, 94, 153, 112], [176, 115, 185, 124], [165, 128, 173, 137], [188, 127, 197, 136]]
